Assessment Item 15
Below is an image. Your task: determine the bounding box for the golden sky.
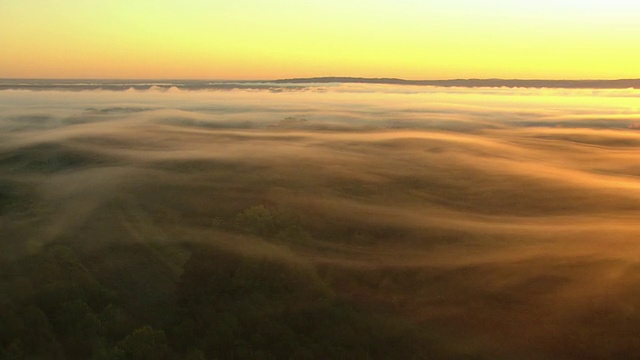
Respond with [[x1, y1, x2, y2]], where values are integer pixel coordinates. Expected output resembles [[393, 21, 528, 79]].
[[1, 0, 638, 79]]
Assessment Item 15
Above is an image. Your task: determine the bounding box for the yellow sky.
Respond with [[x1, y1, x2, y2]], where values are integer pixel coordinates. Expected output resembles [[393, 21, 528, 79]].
[[1, 0, 638, 79]]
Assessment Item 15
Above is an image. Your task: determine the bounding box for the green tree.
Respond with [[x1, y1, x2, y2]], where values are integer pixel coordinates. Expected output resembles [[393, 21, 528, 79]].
[[2, 340, 24, 360], [235, 205, 312, 243], [235, 205, 277, 236], [117, 326, 169, 360]]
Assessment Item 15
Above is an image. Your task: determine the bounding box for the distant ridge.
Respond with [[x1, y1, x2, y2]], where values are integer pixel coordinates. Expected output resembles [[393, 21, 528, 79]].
[[2, 77, 640, 91], [272, 77, 640, 89]]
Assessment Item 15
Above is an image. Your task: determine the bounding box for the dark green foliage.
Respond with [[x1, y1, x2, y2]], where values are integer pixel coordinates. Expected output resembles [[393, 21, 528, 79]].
[[117, 326, 170, 360], [0, 305, 63, 359], [101, 304, 136, 341], [0, 229, 437, 359], [2, 340, 25, 360], [50, 299, 105, 358], [0, 179, 33, 216], [172, 244, 424, 359], [235, 205, 312, 243], [0, 143, 109, 173], [0, 246, 114, 359]]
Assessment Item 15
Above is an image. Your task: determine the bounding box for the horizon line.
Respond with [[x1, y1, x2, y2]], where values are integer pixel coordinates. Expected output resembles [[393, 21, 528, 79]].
[[1, 76, 640, 82], [2, 77, 640, 91]]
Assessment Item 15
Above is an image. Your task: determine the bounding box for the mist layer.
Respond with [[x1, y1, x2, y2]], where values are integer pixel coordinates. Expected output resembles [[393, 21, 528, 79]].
[[2, 84, 640, 359]]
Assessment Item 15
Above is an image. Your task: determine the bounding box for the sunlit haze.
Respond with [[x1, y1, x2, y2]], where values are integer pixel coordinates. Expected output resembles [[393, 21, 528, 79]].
[[3, 84, 640, 358]]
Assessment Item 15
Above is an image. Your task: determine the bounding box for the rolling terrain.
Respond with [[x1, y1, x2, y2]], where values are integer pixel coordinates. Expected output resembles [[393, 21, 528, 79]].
[[2, 84, 640, 359]]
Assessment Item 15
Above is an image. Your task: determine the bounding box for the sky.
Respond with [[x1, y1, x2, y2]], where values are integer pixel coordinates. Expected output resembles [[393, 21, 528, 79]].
[[0, 0, 639, 80]]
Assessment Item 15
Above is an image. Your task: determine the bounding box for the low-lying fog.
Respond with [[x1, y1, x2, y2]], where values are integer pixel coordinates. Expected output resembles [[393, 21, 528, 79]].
[[2, 84, 640, 359]]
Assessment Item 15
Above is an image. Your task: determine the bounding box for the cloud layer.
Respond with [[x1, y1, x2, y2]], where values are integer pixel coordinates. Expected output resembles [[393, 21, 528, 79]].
[[2, 84, 640, 358]]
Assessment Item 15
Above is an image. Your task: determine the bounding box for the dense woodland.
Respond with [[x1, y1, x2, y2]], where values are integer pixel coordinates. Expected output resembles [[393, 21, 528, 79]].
[[0, 190, 457, 359]]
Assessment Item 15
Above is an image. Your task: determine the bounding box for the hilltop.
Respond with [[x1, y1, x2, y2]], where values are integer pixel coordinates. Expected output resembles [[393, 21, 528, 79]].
[[273, 76, 640, 89]]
